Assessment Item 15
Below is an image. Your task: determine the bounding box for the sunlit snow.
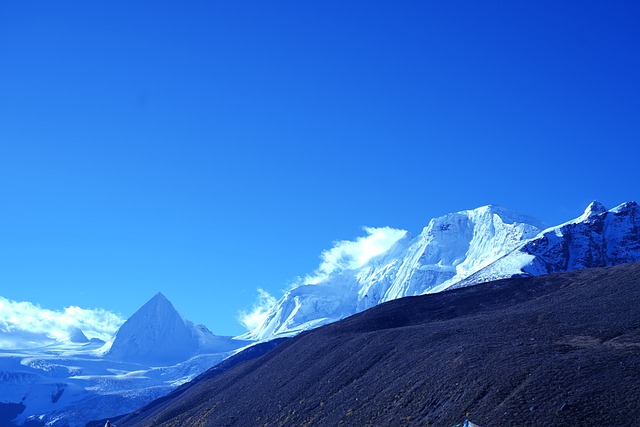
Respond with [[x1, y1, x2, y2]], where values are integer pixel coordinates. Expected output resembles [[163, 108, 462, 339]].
[[0, 294, 250, 427], [243, 201, 640, 342]]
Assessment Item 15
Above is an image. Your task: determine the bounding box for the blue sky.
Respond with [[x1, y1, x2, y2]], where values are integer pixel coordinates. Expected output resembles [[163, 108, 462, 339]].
[[1, 1, 639, 336]]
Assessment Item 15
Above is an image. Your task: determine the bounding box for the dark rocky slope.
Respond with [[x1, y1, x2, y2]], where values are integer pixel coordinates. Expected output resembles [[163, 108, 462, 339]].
[[118, 262, 640, 427], [86, 338, 287, 427]]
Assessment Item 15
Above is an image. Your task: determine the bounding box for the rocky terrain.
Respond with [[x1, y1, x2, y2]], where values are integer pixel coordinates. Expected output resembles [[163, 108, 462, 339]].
[[115, 262, 640, 427]]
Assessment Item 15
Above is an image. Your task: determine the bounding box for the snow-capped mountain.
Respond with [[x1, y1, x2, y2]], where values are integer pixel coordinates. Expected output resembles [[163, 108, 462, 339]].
[[457, 201, 640, 286], [106, 292, 244, 365], [244, 201, 640, 341], [4, 200, 639, 426], [243, 205, 545, 341], [0, 293, 249, 427]]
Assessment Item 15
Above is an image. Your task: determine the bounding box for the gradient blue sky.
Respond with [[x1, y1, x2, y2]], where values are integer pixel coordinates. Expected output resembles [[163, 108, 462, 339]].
[[1, 1, 639, 336]]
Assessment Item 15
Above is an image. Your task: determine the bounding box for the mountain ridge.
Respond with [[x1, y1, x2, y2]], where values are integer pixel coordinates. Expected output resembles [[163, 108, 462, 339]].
[[242, 201, 640, 340], [3, 200, 640, 426], [457, 201, 640, 287], [116, 262, 640, 427], [243, 201, 640, 342]]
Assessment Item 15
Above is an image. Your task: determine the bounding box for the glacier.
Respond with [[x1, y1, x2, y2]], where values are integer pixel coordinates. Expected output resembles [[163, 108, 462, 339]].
[[2, 200, 639, 426], [0, 293, 250, 427]]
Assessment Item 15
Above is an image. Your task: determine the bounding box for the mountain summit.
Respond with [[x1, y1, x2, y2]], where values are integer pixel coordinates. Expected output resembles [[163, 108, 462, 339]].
[[107, 293, 247, 365], [581, 200, 607, 219], [462, 201, 640, 285], [243, 204, 544, 341], [244, 201, 640, 342]]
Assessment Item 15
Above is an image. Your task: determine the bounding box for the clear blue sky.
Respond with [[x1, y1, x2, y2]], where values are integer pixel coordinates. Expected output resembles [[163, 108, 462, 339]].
[[1, 1, 638, 336]]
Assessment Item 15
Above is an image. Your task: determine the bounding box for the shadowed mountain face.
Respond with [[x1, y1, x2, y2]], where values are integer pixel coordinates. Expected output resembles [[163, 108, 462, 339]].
[[118, 263, 640, 427]]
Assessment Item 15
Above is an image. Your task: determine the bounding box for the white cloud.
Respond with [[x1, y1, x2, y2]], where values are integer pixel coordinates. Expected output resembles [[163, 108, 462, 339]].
[[237, 226, 407, 333], [237, 288, 277, 332], [0, 296, 124, 349], [305, 226, 407, 284]]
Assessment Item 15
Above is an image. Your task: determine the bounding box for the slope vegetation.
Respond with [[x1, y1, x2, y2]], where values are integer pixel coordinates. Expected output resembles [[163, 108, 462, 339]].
[[118, 262, 640, 427]]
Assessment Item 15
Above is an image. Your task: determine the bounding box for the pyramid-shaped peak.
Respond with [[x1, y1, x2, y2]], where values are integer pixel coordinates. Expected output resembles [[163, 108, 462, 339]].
[[107, 292, 197, 364], [583, 200, 607, 217], [153, 291, 168, 300], [148, 291, 171, 304], [125, 292, 187, 331], [137, 292, 178, 314]]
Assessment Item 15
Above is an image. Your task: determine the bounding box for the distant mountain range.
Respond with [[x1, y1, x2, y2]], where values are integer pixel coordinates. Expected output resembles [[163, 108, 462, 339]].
[[2, 200, 639, 426], [115, 262, 640, 426], [0, 294, 249, 427], [243, 201, 640, 341]]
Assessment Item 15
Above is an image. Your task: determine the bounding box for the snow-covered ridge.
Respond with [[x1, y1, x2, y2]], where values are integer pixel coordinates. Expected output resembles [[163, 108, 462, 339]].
[[242, 204, 544, 341], [460, 201, 640, 285], [244, 201, 640, 342], [2, 200, 639, 426]]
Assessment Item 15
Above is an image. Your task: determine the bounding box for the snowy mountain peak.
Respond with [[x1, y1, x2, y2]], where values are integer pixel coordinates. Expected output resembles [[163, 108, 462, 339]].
[[107, 293, 249, 365], [127, 292, 186, 329], [581, 200, 607, 219], [141, 292, 177, 315], [0, 293, 251, 427], [243, 200, 640, 342], [457, 200, 640, 286], [106, 293, 201, 364], [243, 204, 544, 341], [425, 205, 545, 234], [475, 204, 547, 228], [146, 291, 171, 306], [610, 200, 638, 214]]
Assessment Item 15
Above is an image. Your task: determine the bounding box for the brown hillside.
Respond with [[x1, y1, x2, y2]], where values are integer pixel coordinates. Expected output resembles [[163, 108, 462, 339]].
[[117, 263, 640, 427]]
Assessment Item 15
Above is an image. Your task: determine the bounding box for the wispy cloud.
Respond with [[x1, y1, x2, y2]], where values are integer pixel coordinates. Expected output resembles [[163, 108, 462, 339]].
[[0, 297, 124, 349], [238, 226, 407, 333], [305, 226, 407, 284], [237, 289, 277, 332]]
